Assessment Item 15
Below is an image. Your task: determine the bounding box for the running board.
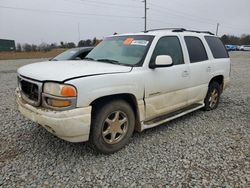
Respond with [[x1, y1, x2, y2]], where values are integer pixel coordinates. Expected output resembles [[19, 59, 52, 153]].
[[141, 103, 204, 131]]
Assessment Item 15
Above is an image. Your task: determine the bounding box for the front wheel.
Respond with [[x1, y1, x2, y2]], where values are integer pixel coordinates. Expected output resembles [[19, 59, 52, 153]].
[[203, 82, 221, 111], [90, 100, 135, 154]]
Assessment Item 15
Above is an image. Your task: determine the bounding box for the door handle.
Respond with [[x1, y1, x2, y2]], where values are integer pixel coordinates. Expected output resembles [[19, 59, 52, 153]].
[[206, 66, 212, 72], [182, 70, 189, 77]]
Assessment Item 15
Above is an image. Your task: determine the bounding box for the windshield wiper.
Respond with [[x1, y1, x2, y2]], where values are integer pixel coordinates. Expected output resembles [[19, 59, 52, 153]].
[[84, 57, 95, 61], [96, 59, 119, 64], [96, 59, 132, 67]]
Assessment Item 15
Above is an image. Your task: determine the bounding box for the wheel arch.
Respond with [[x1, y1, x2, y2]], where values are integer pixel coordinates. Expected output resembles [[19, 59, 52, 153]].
[[209, 75, 224, 93], [90, 93, 142, 131]]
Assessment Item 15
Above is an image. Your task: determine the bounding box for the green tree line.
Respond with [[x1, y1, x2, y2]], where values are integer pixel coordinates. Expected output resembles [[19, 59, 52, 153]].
[[16, 37, 101, 52], [221, 34, 250, 45]]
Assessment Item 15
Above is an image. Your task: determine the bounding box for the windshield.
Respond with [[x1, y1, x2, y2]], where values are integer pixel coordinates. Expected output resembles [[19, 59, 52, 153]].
[[85, 35, 154, 66], [52, 49, 78, 61]]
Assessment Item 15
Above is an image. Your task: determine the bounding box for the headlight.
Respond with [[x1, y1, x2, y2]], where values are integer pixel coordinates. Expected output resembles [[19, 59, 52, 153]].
[[43, 82, 77, 97], [43, 82, 77, 110]]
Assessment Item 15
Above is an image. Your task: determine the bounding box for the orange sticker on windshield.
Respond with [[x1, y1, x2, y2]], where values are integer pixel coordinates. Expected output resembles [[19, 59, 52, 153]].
[[123, 38, 134, 45]]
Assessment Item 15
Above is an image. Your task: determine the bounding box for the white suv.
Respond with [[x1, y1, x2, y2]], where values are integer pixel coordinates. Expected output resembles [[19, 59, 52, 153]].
[[16, 28, 230, 153], [240, 45, 250, 51]]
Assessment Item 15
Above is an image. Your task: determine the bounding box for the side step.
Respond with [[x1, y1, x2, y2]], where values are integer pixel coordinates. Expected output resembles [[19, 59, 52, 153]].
[[141, 103, 204, 131]]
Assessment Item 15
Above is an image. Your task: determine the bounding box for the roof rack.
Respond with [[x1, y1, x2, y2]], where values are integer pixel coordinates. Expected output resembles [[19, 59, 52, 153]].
[[144, 28, 214, 35], [144, 28, 185, 33], [174, 29, 215, 35]]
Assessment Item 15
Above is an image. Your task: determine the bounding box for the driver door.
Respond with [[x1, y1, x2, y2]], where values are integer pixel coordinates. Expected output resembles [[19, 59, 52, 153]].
[[144, 36, 190, 121]]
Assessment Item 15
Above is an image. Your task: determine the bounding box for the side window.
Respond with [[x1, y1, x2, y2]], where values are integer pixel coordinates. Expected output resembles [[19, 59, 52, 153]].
[[205, 36, 229, 58], [184, 36, 208, 63], [151, 36, 184, 65]]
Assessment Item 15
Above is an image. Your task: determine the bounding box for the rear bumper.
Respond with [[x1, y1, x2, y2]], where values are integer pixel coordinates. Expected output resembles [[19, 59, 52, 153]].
[[16, 89, 92, 142]]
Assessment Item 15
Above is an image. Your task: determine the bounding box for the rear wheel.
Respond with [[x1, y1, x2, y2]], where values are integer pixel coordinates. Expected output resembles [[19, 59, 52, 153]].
[[90, 100, 135, 154], [204, 82, 221, 111]]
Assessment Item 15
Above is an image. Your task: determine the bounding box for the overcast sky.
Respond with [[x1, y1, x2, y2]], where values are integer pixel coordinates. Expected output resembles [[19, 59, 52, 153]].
[[0, 0, 250, 45]]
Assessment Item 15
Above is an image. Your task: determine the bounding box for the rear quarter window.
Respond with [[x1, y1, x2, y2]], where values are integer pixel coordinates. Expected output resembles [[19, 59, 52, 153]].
[[205, 36, 229, 58], [184, 36, 208, 63]]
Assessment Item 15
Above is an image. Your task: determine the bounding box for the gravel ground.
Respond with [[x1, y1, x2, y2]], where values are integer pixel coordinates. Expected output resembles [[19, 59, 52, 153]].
[[0, 52, 250, 187]]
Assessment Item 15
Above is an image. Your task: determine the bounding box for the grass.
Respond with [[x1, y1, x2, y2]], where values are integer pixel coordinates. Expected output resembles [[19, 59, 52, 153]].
[[0, 48, 66, 60]]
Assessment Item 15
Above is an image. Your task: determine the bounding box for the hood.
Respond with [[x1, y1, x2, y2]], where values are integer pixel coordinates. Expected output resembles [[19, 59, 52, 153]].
[[17, 60, 132, 82]]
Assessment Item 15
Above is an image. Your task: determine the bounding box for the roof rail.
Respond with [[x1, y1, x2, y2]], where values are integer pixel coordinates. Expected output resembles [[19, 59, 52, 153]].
[[144, 28, 185, 33], [172, 29, 215, 35], [144, 28, 214, 35]]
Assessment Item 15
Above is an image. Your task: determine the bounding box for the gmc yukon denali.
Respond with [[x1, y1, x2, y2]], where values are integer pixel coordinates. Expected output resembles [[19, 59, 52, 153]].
[[16, 28, 230, 153]]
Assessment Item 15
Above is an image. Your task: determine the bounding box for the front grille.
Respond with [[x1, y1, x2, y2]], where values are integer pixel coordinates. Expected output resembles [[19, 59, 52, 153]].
[[18, 76, 42, 106], [20, 79, 39, 101]]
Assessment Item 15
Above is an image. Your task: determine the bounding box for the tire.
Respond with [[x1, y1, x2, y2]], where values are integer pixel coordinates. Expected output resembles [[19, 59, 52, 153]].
[[203, 82, 221, 111], [90, 99, 135, 154]]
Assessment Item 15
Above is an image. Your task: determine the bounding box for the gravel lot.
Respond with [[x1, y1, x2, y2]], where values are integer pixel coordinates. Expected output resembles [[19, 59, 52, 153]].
[[1, 52, 250, 187]]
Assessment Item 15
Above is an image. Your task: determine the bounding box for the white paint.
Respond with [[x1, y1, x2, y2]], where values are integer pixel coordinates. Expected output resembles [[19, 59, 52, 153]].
[[155, 55, 173, 66], [16, 30, 231, 143], [17, 60, 131, 82]]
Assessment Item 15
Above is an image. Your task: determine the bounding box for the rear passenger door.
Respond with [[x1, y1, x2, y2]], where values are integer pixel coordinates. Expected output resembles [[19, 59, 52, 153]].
[[184, 36, 212, 105], [204, 36, 230, 86]]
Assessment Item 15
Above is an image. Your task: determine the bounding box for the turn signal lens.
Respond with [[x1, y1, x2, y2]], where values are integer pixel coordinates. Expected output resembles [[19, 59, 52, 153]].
[[60, 86, 77, 97], [47, 99, 71, 107]]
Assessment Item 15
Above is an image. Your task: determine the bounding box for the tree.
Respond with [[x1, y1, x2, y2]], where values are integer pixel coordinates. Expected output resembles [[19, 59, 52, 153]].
[[38, 43, 52, 52], [22, 43, 32, 52], [85, 39, 92, 46], [78, 40, 85, 47], [50, 43, 58, 49], [240, 34, 250, 45], [66, 42, 76, 48], [92, 37, 97, 46], [16, 43, 22, 52], [60, 41, 64, 48], [31, 44, 37, 51]]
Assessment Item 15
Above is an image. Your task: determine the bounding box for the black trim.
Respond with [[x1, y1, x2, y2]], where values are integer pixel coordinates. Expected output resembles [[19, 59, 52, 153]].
[[149, 63, 173, 69], [144, 103, 202, 125], [144, 28, 185, 33], [143, 28, 214, 35]]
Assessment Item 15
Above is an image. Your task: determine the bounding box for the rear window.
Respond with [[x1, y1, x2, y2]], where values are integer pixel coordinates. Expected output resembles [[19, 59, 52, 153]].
[[205, 36, 229, 58], [184, 36, 208, 63]]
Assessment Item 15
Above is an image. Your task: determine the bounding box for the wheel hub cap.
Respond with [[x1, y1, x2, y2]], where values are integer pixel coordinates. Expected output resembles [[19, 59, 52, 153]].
[[209, 89, 219, 108], [102, 111, 128, 144]]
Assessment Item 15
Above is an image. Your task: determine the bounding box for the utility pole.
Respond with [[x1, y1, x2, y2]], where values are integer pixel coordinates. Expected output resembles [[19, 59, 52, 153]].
[[143, 0, 148, 32], [216, 23, 220, 36], [77, 23, 80, 43]]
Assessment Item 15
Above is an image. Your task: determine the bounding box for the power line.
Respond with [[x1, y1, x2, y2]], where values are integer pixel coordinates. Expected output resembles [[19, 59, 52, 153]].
[[0, 5, 141, 19], [148, 2, 216, 24], [148, 2, 250, 31], [75, 0, 143, 9], [62, 0, 140, 14]]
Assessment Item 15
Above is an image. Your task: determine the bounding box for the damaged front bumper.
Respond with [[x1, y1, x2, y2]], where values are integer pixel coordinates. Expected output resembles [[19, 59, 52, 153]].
[[16, 89, 92, 142]]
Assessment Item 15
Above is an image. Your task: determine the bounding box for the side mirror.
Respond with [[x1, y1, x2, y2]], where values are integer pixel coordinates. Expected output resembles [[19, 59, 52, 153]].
[[155, 55, 173, 67]]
